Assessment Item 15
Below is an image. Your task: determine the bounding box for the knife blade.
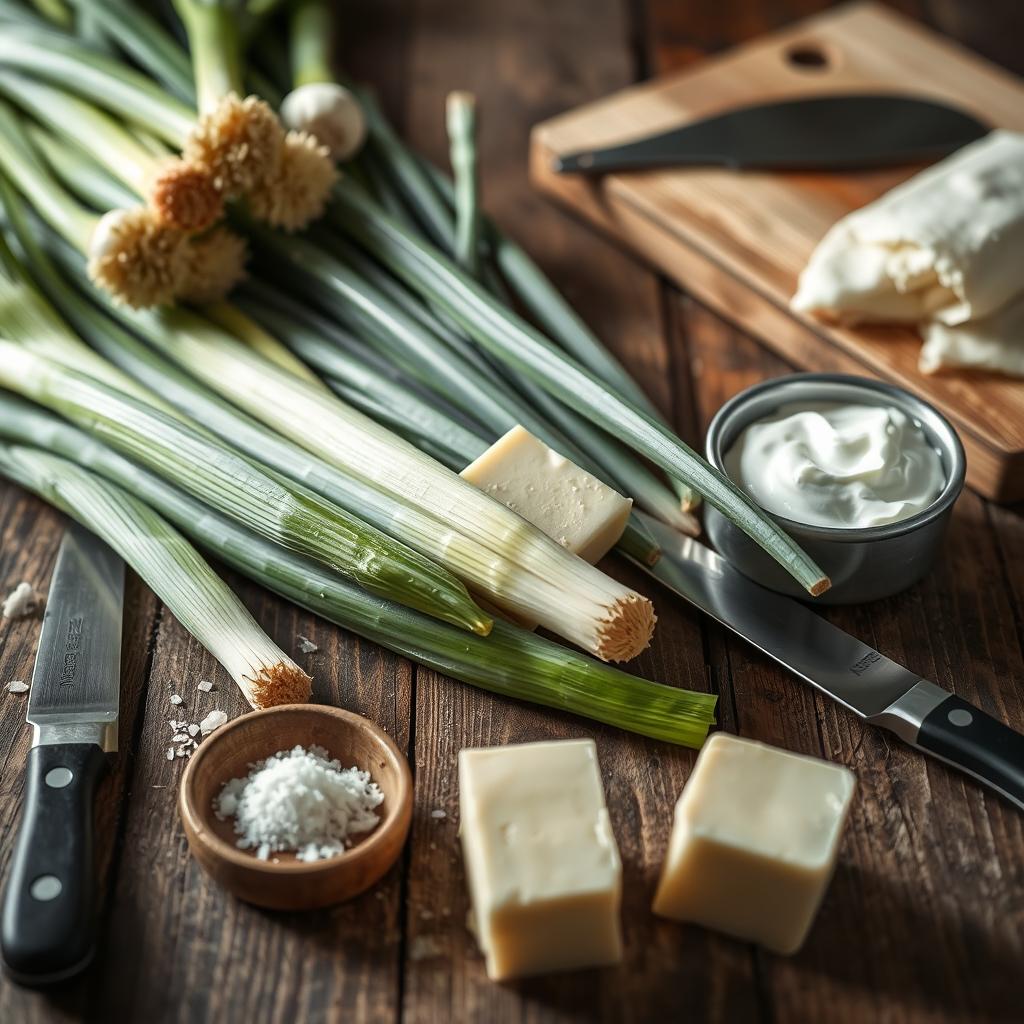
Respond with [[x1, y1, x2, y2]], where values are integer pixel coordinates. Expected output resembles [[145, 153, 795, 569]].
[[553, 94, 989, 175], [1, 523, 124, 986], [633, 513, 1024, 812]]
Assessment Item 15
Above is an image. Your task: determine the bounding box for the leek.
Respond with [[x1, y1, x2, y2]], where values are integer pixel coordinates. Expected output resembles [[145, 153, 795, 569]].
[[0, 340, 492, 636], [0, 441, 311, 708], [0, 396, 716, 747]]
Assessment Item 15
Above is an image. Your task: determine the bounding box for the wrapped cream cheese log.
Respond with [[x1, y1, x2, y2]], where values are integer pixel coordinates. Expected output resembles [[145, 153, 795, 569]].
[[920, 292, 1024, 376], [792, 131, 1024, 328]]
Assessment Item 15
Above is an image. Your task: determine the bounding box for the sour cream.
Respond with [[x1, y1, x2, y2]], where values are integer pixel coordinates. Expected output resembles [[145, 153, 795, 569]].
[[724, 402, 945, 529]]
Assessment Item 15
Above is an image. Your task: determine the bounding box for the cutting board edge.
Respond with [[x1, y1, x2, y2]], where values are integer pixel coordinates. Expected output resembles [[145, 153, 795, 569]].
[[529, 138, 1024, 504]]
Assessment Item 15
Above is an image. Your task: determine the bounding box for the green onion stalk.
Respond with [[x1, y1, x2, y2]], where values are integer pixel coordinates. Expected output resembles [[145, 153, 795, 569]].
[[0, 395, 717, 748], [445, 90, 481, 277], [0, 439, 312, 708]]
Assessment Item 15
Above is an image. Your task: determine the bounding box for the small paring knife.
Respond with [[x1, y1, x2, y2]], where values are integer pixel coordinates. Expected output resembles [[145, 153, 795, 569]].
[[0, 524, 124, 986], [633, 514, 1024, 811], [553, 94, 989, 175]]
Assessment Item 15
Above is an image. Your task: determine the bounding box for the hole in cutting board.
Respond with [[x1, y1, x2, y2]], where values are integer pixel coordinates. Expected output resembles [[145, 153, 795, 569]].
[[785, 43, 830, 70]]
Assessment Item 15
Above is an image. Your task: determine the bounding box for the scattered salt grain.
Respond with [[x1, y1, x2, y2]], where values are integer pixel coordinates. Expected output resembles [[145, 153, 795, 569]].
[[2, 582, 36, 620], [166, 748, 175, 761], [199, 709, 228, 736], [7, 681, 29, 694], [297, 635, 318, 654], [172, 733, 190, 743], [187, 724, 200, 737], [197, 680, 213, 693], [169, 694, 183, 706], [214, 744, 384, 862], [430, 809, 447, 820]]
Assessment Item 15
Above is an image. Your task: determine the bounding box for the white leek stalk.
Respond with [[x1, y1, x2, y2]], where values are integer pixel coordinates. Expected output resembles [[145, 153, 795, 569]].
[[0, 442, 311, 708]]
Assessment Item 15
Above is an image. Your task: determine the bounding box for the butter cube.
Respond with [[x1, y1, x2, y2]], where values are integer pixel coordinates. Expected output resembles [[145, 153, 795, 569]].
[[460, 426, 631, 563], [458, 739, 623, 980], [653, 733, 855, 954]]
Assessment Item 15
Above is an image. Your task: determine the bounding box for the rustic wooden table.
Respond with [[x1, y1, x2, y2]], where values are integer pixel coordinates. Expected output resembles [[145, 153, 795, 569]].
[[2, 2, 1023, 1021]]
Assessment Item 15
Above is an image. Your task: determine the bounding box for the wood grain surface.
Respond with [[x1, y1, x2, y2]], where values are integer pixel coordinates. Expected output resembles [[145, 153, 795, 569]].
[[1, 1, 1023, 1022], [531, 1, 1024, 501]]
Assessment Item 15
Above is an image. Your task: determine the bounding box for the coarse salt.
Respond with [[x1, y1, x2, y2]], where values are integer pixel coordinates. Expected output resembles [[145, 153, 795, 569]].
[[297, 636, 318, 654], [2, 582, 36, 620], [214, 744, 384, 862], [169, 694, 183, 706], [197, 680, 214, 693], [7, 681, 29, 694], [200, 710, 228, 736]]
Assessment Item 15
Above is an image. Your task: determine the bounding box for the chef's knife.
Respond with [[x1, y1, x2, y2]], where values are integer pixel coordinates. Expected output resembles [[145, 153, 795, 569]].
[[1, 524, 124, 986], [553, 94, 989, 174], [633, 514, 1024, 811]]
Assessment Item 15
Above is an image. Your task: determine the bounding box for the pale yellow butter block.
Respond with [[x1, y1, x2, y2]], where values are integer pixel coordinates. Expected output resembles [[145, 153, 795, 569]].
[[458, 739, 623, 980], [653, 733, 856, 955], [460, 426, 632, 563]]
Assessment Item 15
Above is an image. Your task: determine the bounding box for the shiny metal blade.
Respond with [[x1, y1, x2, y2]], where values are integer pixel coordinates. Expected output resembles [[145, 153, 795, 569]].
[[635, 514, 924, 720], [27, 523, 124, 752]]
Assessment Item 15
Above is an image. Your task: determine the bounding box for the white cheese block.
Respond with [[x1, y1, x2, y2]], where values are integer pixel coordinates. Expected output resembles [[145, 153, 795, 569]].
[[919, 291, 1024, 378], [653, 733, 856, 955], [458, 739, 623, 980], [792, 131, 1024, 327], [460, 426, 632, 564]]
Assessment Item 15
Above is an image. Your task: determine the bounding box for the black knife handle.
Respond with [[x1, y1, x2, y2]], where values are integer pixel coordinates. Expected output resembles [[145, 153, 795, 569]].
[[1, 743, 107, 986], [917, 695, 1024, 811]]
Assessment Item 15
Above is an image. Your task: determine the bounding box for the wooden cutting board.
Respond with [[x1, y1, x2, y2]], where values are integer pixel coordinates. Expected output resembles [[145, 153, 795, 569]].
[[530, 2, 1024, 503]]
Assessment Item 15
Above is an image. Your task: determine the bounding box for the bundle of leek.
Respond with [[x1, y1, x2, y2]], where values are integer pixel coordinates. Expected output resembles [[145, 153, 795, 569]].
[[0, 335, 491, 638], [0, 439, 311, 708], [0, 17, 828, 598], [0, 133, 658, 661], [0, 395, 717, 748]]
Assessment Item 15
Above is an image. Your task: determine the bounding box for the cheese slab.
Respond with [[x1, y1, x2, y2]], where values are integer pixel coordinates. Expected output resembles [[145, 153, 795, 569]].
[[653, 733, 855, 955], [792, 131, 1024, 327], [460, 425, 632, 563], [458, 739, 623, 980]]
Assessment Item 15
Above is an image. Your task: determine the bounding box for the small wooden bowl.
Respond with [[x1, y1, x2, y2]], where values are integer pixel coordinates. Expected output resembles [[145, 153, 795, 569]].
[[179, 705, 412, 911]]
